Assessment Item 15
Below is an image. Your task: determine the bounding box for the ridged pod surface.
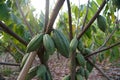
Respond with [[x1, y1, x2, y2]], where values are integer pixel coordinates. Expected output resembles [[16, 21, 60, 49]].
[[97, 15, 107, 32], [84, 69, 89, 80], [43, 34, 55, 55], [76, 52, 86, 67], [52, 29, 70, 58], [76, 74, 84, 80], [86, 61, 94, 73], [26, 33, 43, 53], [25, 65, 39, 80], [70, 37, 78, 52], [77, 67, 85, 76], [77, 39, 84, 52]]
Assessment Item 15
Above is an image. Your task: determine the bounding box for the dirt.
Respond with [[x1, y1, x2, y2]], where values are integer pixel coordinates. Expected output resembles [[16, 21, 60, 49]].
[[0, 52, 120, 80]]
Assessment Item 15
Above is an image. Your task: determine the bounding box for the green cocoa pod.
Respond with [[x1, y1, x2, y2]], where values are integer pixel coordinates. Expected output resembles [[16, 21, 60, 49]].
[[77, 39, 85, 52], [43, 34, 55, 55], [26, 33, 43, 53], [77, 67, 85, 76], [20, 53, 29, 68], [86, 61, 94, 73], [25, 65, 39, 80], [37, 64, 47, 78], [70, 37, 78, 52], [84, 69, 89, 80], [76, 52, 86, 67], [97, 15, 107, 32], [76, 74, 84, 80], [83, 48, 92, 56], [52, 29, 70, 58]]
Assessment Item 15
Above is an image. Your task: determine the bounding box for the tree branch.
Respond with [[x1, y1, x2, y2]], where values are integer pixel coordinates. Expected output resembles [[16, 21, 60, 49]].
[[45, 0, 65, 34], [15, 0, 34, 36], [44, 0, 49, 32], [87, 58, 111, 80], [17, 51, 37, 80], [77, 0, 107, 39], [0, 21, 28, 46], [85, 41, 120, 58], [70, 51, 76, 80], [0, 62, 20, 66], [67, 0, 73, 40]]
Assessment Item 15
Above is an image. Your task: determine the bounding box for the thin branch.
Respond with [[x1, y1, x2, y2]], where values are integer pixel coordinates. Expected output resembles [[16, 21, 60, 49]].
[[77, 0, 107, 39], [44, 0, 49, 32], [96, 22, 118, 51], [0, 62, 20, 66], [15, 0, 34, 36], [76, 0, 80, 35], [0, 21, 28, 46], [85, 41, 120, 58], [87, 58, 111, 80], [10, 40, 25, 56], [67, 0, 73, 40], [45, 0, 65, 34], [81, 0, 90, 30]]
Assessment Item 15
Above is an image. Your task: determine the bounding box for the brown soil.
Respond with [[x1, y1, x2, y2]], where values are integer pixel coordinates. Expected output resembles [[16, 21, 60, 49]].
[[0, 52, 120, 80]]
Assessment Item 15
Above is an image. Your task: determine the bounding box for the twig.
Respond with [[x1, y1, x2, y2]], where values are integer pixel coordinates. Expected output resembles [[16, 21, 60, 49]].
[[10, 40, 25, 56], [96, 18, 119, 51], [67, 0, 73, 40], [81, 0, 90, 30], [85, 41, 120, 58], [0, 21, 28, 46], [0, 62, 20, 66], [77, 0, 107, 39], [87, 58, 111, 80], [15, 0, 34, 36], [45, 0, 65, 34], [44, 0, 49, 32]]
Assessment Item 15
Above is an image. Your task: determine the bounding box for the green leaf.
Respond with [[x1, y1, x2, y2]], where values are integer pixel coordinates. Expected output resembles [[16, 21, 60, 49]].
[[0, 3, 10, 21], [110, 47, 120, 62], [72, 5, 79, 19], [89, 1, 98, 13], [10, 13, 22, 24], [85, 27, 92, 39], [96, 0, 103, 5], [98, 53, 104, 63]]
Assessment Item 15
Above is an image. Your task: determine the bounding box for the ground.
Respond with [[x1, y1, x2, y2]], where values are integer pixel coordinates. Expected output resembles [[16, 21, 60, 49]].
[[0, 52, 120, 80]]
